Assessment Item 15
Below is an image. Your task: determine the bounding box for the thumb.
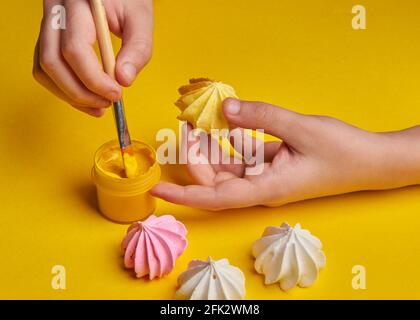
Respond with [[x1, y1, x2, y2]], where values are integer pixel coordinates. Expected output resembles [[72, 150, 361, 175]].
[[222, 98, 304, 143], [115, 3, 153, 87]]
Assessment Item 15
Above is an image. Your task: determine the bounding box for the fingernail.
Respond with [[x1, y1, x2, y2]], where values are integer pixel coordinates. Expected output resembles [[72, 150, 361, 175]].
[[225, 98, 241, 115], [99, 99, 111, 107], [122, 62, 137, 84], [110, 90, 120, 101], [91, 108, 106, 117]]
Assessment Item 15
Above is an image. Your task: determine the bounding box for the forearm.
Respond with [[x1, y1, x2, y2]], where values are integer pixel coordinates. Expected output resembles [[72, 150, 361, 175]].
[[375, 126, 420, 188]]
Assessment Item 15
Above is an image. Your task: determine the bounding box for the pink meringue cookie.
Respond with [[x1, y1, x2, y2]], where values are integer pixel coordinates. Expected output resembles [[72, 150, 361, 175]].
[[121, 214, 188, 279]]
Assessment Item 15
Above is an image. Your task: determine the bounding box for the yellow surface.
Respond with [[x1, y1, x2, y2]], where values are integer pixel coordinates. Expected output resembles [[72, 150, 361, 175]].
[[1, 0, 420, 299]]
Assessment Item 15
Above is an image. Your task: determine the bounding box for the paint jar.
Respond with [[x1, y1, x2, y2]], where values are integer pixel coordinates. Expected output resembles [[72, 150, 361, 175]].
[[92, 140, 161, 223]]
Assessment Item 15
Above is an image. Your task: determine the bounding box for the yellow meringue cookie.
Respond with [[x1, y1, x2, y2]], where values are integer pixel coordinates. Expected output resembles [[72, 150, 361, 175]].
[[175, 78, 238, 132]]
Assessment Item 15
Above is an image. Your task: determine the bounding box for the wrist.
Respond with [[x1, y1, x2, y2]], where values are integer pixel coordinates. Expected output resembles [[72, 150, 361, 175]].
[[373, 128, 420, 188]]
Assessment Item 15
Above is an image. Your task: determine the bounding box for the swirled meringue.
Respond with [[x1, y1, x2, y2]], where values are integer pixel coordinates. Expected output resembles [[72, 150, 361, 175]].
[[121, 215, 188, 279], [175, 78, 238, 133], [252, 222, 326, 291], [175, 257, 246, 300]]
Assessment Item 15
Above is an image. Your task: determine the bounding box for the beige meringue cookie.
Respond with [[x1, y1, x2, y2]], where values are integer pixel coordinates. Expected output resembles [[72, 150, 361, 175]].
[[175, 257, 246, 300], [252, 222, 326, 291], [175, 78, 238, 133]]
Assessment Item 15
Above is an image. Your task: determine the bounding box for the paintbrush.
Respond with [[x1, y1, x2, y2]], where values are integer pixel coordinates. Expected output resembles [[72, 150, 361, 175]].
[[90, 0, 134, 172]]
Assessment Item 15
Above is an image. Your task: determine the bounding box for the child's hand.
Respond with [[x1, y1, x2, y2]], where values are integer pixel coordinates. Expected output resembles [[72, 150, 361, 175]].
[[151, 98, 420, 210], [33, 0, 153, 117]]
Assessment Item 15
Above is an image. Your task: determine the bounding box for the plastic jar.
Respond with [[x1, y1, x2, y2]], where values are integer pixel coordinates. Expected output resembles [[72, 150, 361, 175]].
[[92, 140, 161, 223]]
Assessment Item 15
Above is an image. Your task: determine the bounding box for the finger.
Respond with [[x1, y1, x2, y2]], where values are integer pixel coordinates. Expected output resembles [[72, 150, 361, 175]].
[[72, 106, 106, 117], [39, 2, 111, 108], [223, 98, 306, 146], [115, 0, 153, 86], [61, 0, 121, 101], [229, 128, 282, 164], [35, 63, 105, 117], [206, 130, 245, 177], [184, 123, 217, 186], [263, 141, 283, 162], [184, 123, 244, 183], [213, 171, 239, 184], [34, 39, 105, 117], [150, 179, 259, 210], [229, 128, 261, 161]]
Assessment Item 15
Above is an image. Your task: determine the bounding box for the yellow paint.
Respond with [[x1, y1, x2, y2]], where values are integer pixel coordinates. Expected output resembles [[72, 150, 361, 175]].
[[96, 144, 151, 179], [92, 140, 160, 223], [1, 0, 420, 299], [122, 152, 138, 178]]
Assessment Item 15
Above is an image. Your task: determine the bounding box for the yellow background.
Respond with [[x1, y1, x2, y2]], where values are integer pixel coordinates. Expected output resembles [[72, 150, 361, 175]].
[[1, 0, 420, 299]]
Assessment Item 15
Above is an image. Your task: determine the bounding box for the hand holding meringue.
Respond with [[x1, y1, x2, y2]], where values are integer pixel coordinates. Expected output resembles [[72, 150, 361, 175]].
[[252, 222, 326, 291], [175, 78, 238, 133], [175, 257, 246, 300], [121, 215, 188, 279]]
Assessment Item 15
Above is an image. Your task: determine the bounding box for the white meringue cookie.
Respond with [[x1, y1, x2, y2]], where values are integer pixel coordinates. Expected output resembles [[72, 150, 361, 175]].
[[252, 222, 326, 291], [175, 257, 246, 300]]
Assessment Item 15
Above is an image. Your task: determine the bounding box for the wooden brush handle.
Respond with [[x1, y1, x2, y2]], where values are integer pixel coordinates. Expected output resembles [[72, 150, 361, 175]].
[[90, 0, 116, 79], [90, 0, 132, 152]]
